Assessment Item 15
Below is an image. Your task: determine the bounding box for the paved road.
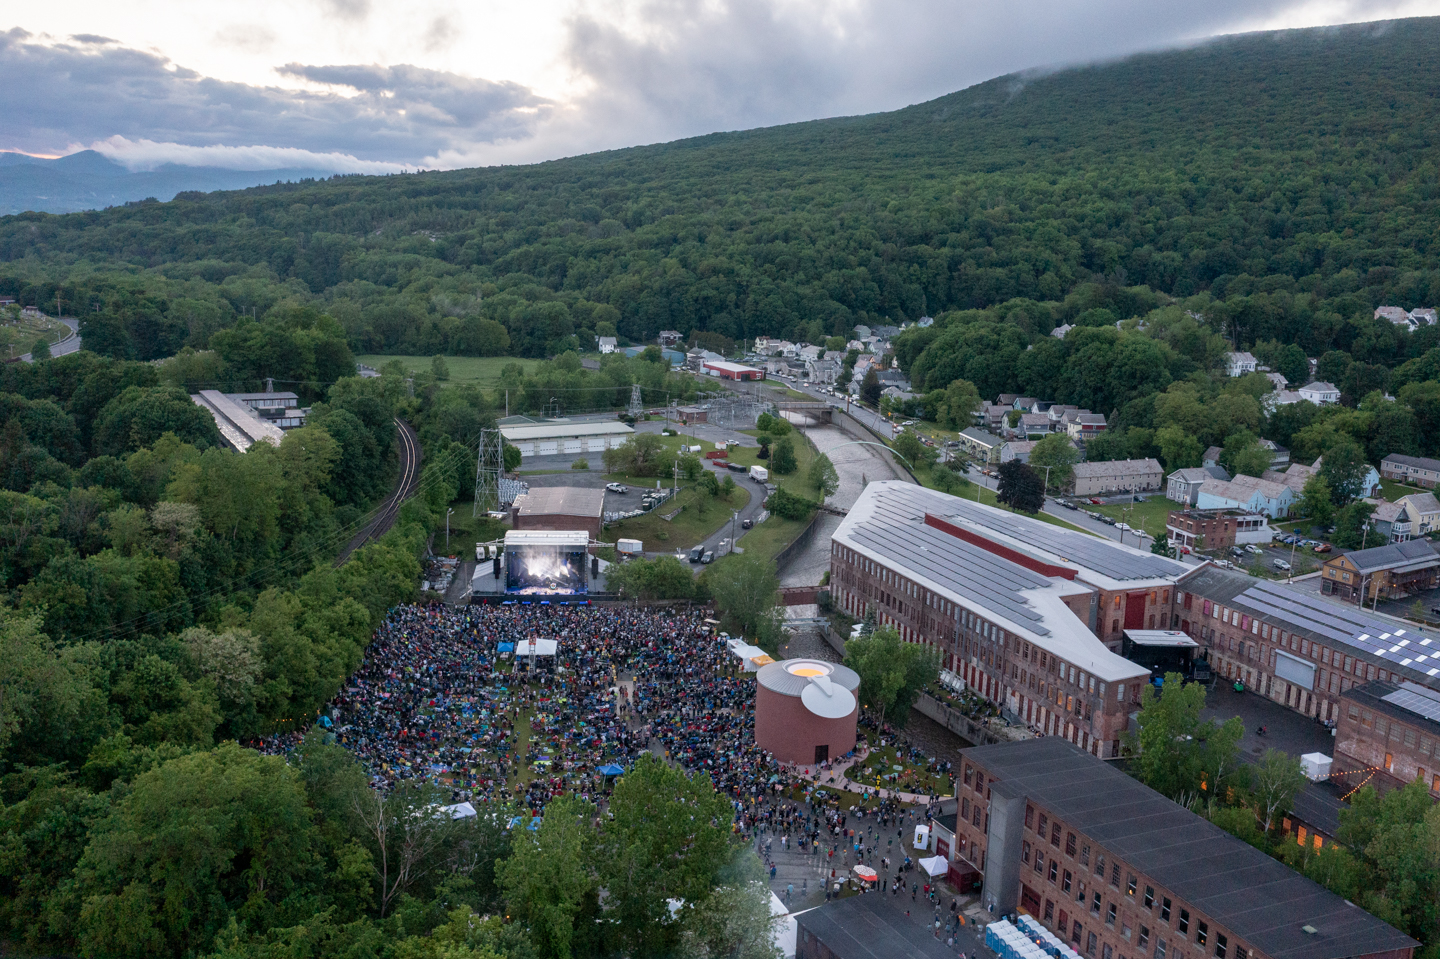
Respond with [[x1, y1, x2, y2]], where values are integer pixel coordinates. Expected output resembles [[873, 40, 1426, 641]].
[[20, 316, 81, 362], [336, 418, 422, 564]]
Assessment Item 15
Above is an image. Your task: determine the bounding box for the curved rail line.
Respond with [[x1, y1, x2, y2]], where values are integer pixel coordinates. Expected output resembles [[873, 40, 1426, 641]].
[[336, 417, 422, 564]]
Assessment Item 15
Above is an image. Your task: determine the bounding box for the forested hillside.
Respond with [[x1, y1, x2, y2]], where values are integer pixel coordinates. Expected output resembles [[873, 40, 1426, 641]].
[[2, 17, 1440, 362]]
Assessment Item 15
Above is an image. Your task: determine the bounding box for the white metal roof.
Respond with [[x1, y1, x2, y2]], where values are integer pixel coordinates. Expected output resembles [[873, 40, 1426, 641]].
[[1124, 629, 1200, 648], [500, 422, 634, 441]]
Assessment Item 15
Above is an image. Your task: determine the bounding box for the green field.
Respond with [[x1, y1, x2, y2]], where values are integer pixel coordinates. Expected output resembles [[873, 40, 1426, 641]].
[[1379, 478, 1431, 501], [603, 483, 751, 553], [355, 355, 534, 388], [1086, 497, 1183, 541], [723, 430, 825, 498]]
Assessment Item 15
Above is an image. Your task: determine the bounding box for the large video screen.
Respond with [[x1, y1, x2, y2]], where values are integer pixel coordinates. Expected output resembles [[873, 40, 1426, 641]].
[[505, 546, 588, 595]]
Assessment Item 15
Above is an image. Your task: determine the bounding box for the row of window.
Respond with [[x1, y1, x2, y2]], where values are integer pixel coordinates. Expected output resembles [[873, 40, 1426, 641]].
[[1025, 805, 1233, 959]]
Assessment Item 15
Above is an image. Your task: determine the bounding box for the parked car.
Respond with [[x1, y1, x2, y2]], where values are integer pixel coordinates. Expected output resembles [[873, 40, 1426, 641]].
[[741, 518, 753, 529], [1116, 523, 1131, 531], [1313, 544, 1332, 553], [701, 551, 715, 564], [606, 483, 628, 493], [1216, 559, 1236, 570], [1273, 559, 1292, 571], [1245, 545, 1262, 554], [1179, 545, 1192, 554]]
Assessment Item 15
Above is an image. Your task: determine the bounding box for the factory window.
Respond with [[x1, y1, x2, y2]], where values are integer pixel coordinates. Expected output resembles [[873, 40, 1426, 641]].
[[1178, 909, 1189, 936], [1127, 874, 1137, 897], [1107, 904, 1117, 927], [1215, 935, 1227, 959], [1197, 923, 1208, 946], [1143, 886, 1154, 909], [1161, 898, 1171, 922], [1139, 927, 1150, 951], [1063, 870, 1073, 894]]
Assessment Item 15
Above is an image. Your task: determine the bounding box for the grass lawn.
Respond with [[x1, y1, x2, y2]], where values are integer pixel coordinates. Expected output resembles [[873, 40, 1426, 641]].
[[736, 514, 812, 564], [603, 483, 751, 552], [1088, 497, 1183, 541], [355, 355, 535, 387], [725, 430, 826, 498], [1379, 478, 1430, 501], [848, 737, 954, 797]]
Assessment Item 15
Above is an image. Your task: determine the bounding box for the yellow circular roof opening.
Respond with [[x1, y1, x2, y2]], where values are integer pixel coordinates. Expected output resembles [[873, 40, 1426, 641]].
[[785, 661, 832, 677]]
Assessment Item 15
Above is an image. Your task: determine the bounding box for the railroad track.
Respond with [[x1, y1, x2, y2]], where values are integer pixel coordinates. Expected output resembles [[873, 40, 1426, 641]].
[[336, 417, 422, 564]]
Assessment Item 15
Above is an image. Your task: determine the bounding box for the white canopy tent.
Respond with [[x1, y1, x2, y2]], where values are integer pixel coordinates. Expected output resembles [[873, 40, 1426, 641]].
[[919, 855, 949, 878]]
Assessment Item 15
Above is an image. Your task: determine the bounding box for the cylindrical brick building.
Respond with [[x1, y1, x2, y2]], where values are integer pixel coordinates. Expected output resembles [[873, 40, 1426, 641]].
[[753, 659, 861, 766]]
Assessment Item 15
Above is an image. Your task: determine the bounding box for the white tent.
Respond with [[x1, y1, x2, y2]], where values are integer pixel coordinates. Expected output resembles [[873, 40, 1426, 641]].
[[442, 801, 477, 819], [517, 638, 558, 657], [919, 855, 949, 878], [769, 892, 799, 958], [728, 642, 774, 672], [913, 824, 931, 850]]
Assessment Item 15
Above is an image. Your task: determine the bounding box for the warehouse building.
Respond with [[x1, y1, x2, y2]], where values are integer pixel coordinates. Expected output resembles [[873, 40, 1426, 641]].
[[509, 486, 606, 540], [499, 421, 634, 457], [702, 360, 766, 381], [190, 390, 286, 452], [953, 738, 1415, 959], [1335, 680, 1440, 797]]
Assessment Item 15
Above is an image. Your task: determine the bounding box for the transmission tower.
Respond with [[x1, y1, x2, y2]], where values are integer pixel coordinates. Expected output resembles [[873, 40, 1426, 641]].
[[473, 428, 504, 517], [628, 384, 643, 417]]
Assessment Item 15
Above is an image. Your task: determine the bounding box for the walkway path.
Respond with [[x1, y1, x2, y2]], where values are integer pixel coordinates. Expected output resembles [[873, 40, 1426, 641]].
[[785, 744, 946, 806]]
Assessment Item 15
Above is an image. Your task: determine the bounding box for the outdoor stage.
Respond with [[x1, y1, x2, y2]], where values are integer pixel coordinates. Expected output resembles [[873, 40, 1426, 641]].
[[471, 529, 614, 602]]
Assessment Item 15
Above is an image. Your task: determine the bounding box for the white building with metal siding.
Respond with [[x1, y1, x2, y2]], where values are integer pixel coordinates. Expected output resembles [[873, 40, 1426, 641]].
[[500, 421, 635, 457]]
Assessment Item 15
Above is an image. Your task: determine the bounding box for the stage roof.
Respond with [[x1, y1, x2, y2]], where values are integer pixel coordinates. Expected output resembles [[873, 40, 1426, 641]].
[[512, 486, 606, 519], [505, 530, 590, 548]]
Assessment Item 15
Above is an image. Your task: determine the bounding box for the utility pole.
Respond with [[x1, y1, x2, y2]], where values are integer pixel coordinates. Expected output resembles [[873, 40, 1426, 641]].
[[446, 508, 453, 550]]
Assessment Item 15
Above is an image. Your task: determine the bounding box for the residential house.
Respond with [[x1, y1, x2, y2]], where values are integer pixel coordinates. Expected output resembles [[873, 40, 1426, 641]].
[[996, 393, 1020, 407], [1065, 412, 1107, 440], [874, 370, 911, 393], [797, 344, 822, 362], [1270, 457, 1379, 498], [1017, 412, 1051, 439], [1372, 493, 1440, 542], [881, 386, 915, 403], [1050, 323, 1073, 339], [657, 330, 682, 347], [1045, 404, 1077, 428], [1010, 396, 1038, 412], [1375, 306, 1439, 332], [957, 427, 1002, 463], [685, 348, 724, 370], [1265, 389, 1305, 412], [1000, 440, 1037, 464], [1382, 453, 1440, 489], [1070, 458, 1163, 496], [975, 401, 1008, 430], [1299, 381, 1341, 404], [1226, 350, 1258, 376], [597, 336, 617, 354], [1259, 439, 1290, 468], [1265, 371, 1289, 390], [1195, 475, 1296, 518], [1166, 465, 1231, 506], [915, 315, 935, 328], [1203, 446, 1224, 468], [1321, 540, 1440, 605], [852, 324, 871, 339]]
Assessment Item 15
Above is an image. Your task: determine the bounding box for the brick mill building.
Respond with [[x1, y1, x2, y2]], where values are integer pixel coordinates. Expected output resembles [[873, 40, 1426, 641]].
[[953, 738, 1415, 959], [1169, 565, 1440, 725], [829, 483, 1189, 757], [1335, 680, 1440, 797]]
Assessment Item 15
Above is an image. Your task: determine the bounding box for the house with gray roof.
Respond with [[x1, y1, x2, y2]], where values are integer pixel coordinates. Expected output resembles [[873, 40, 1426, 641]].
[[1166, 465, 1230, 506]]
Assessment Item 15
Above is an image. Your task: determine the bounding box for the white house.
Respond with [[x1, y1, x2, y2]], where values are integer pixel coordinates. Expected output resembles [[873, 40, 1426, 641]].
[[1196, 475, 1296, 519], [1225, 351, 1257, 377], [1298, 381, 1340, 405], [597, 336, 617, 354], [1051, 324, 1074, 339]]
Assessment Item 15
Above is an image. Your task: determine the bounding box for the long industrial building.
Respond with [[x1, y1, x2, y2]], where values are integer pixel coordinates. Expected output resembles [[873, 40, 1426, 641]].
[[830, 482, 1187, 757], [499, 420, 634, 457], [190, 390, 286, 451], [950, 738, 1415, 959], [1170, 564, 1440, 724]]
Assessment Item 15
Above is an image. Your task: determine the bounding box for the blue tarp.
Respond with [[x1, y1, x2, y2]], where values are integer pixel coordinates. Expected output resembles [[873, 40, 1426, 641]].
[[598, 764, 625, 776], [497, 642, 515, 652]]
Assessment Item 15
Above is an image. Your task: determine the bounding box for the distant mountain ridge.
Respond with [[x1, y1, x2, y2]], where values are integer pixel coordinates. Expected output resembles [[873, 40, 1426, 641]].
[[0, 151, 338, 215]]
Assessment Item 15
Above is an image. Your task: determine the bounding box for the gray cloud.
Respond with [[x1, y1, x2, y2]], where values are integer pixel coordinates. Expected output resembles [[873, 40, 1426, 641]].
[[0, 30, 548, 164], [69, 34, 117, 45], [1, 1, 1432, 171], [541, 0, 1430, 158]]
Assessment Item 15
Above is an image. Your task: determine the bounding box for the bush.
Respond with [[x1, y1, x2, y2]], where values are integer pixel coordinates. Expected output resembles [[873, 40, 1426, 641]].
[[767, 485, 816, 520], [570, 458, 589, 470]]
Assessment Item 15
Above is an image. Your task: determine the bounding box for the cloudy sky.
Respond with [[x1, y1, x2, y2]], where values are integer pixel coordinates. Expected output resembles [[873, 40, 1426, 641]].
[[0, 0, 1436, 173]]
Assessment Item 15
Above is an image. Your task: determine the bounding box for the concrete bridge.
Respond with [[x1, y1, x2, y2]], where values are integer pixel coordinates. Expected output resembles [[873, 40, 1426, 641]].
[[777, 401, 832, 424]]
